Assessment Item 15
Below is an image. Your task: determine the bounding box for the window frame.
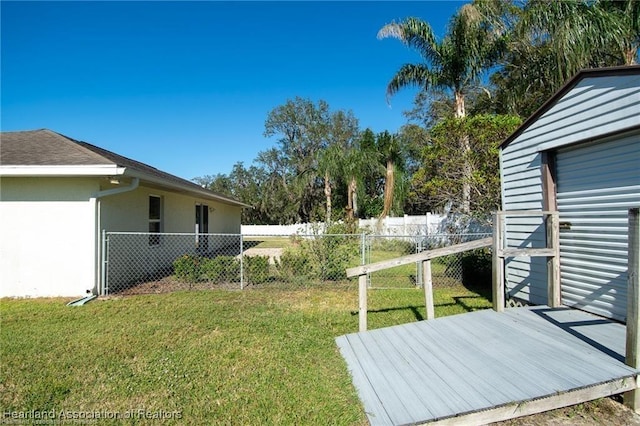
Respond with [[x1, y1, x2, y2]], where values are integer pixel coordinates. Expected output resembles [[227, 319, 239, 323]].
[[148, 195, 163, 246]]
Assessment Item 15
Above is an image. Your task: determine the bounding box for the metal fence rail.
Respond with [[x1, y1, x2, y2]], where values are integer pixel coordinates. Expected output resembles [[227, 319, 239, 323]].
[[102, 232, 491, 296]]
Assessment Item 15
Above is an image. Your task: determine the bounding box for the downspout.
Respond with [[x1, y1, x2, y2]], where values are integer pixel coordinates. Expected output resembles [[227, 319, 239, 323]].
[[91, 177, 139, 297]]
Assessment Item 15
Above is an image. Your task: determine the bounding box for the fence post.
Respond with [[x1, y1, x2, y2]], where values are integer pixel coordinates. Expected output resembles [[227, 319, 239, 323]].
[[101, 229, 107, 296], [416, 239, 423, 287], [492, 212, 505, 312], [240, 234, 244, 290], [423, 260, 434, 320], [359, 274, 368, 332], [625, 208, 640, 412]]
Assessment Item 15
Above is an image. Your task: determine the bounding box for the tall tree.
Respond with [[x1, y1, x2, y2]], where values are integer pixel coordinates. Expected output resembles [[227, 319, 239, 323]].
[[378, 5, 502, 119], [263, 97, 330, 223], [318, 143, 342, 225], [253, 147, 302, 224], [411, 114, 521, 216], [357, 128, 385, 218], [397, 124, 431, 215], [606, 0, 640, 65], [489, 0, 639, 117], [320, 110, 360, 224], [379, 6, 503, 214], [376, 131, 406, 218]]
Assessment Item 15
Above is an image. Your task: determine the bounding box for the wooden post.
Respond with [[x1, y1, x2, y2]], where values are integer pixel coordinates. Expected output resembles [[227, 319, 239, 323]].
[[359, 274, 368, 332], [423, 260, 434, 320], [547, 213, 561, 308], [492, 212, 505, 312], [625, 208, 640, 412]]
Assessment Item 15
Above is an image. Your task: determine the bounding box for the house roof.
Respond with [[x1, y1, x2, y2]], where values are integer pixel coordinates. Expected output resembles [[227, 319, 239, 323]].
[[500, 65, 640, 150], [0, 129, 250, 208]]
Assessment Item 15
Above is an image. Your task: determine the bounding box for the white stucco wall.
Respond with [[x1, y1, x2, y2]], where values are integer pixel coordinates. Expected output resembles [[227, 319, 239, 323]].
[[0, 177, 98, 297], [99, 183, 242, 234], [0, 176, 244, 298]]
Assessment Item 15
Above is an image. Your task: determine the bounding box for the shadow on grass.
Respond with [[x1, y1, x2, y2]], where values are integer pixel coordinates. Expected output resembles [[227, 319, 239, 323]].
[[463, 280, 492, 303], [351, 295, 488, 322], [354, 305, 426, 322]]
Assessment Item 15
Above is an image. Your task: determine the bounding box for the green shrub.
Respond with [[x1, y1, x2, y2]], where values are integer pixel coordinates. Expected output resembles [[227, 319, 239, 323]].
[[276, 248, 312, 281], [317, 242, 351, 280], [202, 256, 240, 283], [173, 254, 203, 283], [244, 255, 270, 284], [275, 231, 363, 284], [282, 235, 356, 282], [325, 222, 354, 235]]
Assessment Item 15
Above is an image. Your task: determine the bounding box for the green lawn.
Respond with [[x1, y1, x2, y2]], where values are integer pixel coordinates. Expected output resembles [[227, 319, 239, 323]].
[[1, 283, 491, 425]]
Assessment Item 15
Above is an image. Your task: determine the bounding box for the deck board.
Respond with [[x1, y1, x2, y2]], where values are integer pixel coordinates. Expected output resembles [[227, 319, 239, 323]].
[[336, 306, 639, 425], [336, 334, 394, 425], [441, 313, 579, 394]]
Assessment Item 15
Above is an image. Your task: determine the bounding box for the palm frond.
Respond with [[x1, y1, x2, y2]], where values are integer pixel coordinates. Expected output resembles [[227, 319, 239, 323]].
[[378, 17, 441, 65], [386, 63, 439, 102]]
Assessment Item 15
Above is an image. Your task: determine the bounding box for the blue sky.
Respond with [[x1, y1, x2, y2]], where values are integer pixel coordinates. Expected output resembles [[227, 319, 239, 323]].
[[2, 1, 464, 180]]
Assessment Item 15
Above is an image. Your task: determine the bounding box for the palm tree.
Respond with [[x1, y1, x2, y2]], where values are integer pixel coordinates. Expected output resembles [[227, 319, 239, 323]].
[[376, 131, 406, 219], [611, 0, 640, 65], [517, 1, 630, 82], [379, 6, 501, 214], [491, 0, 639, 116], [342, 133, 379, 224], [379, 5, 500, 119], [318, 110, 360, 225], [318, 143, 343, 225]]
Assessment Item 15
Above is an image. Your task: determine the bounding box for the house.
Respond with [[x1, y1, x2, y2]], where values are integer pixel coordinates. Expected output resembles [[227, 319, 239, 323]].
[[500, 65, 640, 321], [0, 129, 249, 298]]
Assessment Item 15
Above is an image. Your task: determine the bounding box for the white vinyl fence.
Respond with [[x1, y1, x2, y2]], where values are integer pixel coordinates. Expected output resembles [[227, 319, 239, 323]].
[[242, 214, 446, 236]]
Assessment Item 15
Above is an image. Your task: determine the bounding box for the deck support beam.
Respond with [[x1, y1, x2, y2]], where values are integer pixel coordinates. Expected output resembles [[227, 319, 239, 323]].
[[423, 260, 434, 320], [546, 212, 561, 308], [492, 212, 505, 312], [625, 208, 640, 412], [358, 274, 367, 332], [431, 377, 637, 426]]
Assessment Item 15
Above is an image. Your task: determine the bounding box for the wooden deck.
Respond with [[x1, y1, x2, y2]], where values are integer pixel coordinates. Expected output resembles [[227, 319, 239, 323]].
[[336, 306, 639, 425]]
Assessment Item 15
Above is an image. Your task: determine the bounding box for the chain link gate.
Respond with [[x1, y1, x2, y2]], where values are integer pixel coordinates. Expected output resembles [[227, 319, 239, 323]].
[[364, 233, 491, 289]]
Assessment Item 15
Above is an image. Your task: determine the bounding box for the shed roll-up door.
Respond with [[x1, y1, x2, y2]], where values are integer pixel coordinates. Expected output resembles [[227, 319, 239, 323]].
[[555, 133, 640, 322]]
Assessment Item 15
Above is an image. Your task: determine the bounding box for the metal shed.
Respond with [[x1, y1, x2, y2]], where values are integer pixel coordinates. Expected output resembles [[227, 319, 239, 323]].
[[500, 66, 640, 321]]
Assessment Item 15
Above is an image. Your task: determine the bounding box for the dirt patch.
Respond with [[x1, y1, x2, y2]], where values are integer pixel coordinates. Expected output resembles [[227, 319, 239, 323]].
[[242, 247, 283, 264], [492, 396, 640, 425], [109, 275, 244, 296]]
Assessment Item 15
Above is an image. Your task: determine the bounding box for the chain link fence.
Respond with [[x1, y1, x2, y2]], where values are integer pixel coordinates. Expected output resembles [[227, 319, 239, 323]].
[[102, 232, 491, 296], [365, 233, 492, 289]]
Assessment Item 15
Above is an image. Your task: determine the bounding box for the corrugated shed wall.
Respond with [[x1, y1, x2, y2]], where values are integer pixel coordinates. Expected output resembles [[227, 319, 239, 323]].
[[556, 133, 640, 321], [500, 72, 640, 306]]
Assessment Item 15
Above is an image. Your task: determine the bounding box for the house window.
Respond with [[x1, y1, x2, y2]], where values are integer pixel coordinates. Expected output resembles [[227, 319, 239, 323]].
[[149, 195, 162, 245], [195, 204, 209, 253]]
